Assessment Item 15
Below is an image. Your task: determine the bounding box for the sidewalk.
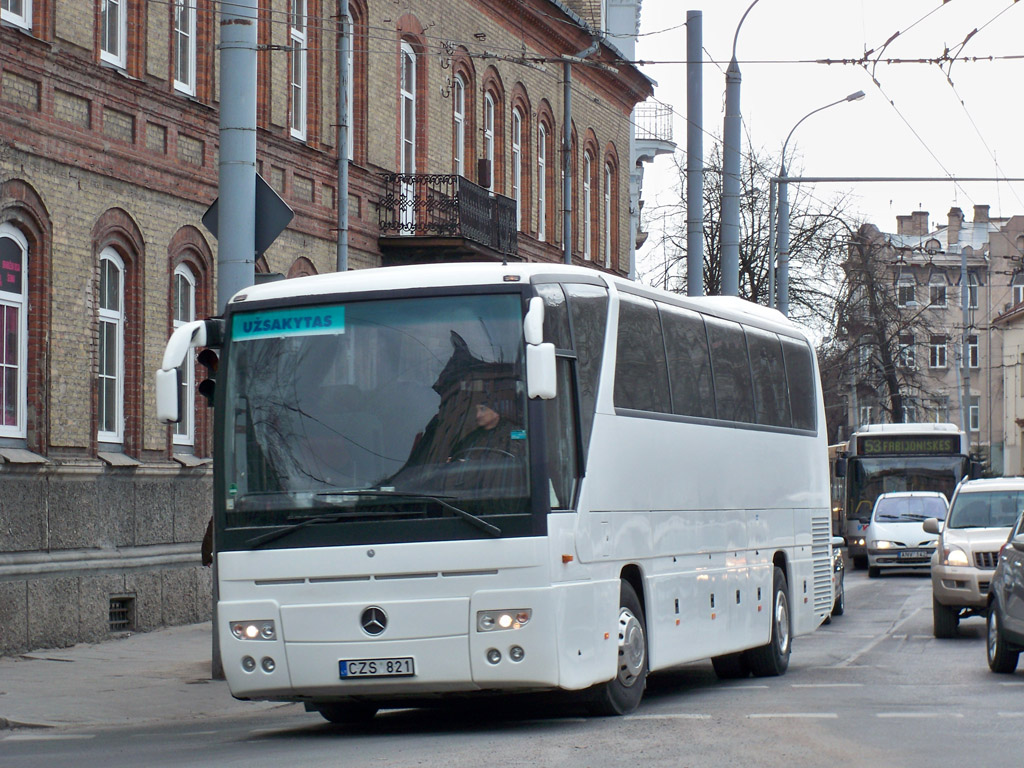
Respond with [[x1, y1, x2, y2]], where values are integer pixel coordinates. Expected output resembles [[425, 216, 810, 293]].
[[0, 622, 285, 730]]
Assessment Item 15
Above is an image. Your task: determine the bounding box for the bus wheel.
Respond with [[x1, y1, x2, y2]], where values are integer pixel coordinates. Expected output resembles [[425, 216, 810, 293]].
[[589, 580, 647, 716], [746, 566, 791, 677], [316, 701, 379, 725]]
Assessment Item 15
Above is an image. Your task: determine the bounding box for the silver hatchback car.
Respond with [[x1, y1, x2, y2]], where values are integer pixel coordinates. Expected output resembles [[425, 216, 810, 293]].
[[926, 477, 1024, 638]]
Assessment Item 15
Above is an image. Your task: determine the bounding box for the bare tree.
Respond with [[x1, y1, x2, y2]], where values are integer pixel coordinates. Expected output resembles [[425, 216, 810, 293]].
[[638, 142, 852, 331]]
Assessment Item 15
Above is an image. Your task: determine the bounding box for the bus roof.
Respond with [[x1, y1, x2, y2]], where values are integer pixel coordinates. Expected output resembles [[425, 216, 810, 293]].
[[227, 263, 808, 338], [854, 423, 963, 436]]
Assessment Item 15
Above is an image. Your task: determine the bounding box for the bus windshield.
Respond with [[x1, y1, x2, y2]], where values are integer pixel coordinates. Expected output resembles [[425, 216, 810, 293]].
[[847, 455, 966, 523], [222, 293, 530, 537]]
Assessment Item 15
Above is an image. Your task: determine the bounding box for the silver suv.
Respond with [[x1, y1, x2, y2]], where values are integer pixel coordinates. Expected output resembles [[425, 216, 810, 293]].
[[925, 477, 1024, 638]]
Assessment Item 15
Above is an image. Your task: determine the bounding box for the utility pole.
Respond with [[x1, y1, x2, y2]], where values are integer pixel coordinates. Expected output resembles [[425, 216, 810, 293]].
[[337, 0, 350, 273], [686, 11, 703, 297], [217, 0, 258, 313]]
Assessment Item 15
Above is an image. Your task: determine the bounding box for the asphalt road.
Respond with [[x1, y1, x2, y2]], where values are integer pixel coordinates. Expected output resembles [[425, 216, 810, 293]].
[[3, 566, 1022, 768]]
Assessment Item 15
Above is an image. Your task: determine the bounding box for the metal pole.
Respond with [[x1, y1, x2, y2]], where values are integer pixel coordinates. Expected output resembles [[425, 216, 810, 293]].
[[686, 11, 704, 297], [777, 162, 790, 317], [563, 60, 572, 265], [217, 0, 258, 313], [721, 0, 760, 297], [962, 245, 971, 435], [337, 0, 350, 272], [768, 178, 776, 309]]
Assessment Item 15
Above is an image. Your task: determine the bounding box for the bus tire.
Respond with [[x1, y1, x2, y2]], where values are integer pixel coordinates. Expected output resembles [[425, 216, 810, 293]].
[[711, 651, 750, 680], [932, 598, 959, 639], [316, 701, 379, 725], [746, 566, 791, 677], [588, 580, 647, 716]]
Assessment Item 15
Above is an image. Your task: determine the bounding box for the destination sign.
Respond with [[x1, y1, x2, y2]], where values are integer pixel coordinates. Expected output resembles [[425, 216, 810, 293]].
[[857, 435, 960, 457], [232, 306, 346, 341]]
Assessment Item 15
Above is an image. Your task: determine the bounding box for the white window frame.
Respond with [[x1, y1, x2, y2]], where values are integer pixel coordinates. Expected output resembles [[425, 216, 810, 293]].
[[897, 280, 915, 307], [929, 336, 947, 369], [173, 0, 197, 96], [511, 108, 522, 229], [0, 224, 28, 439], [343, 13, 354, 160], [453, 75, 465, 176], [399, 41, 416, 231], [967, 334, 979, 369], [172, 265, 196, 447], [1014, 276, 1024, 306], [929, 276, 947, 307], [582, 152, 592, 260], [603, 162, 613, 268], [969, 396, 980, 432], [858, 405, 873, 429], [484, 93, 495, 193], [289, 0, 308, 140], [100, 0, 127, 69], [538, 123, 547, 242], [899, 335, 915, 369], [98, 248, 125, 444], [967, 273, 979, 310], [1, 0, 31, 30]]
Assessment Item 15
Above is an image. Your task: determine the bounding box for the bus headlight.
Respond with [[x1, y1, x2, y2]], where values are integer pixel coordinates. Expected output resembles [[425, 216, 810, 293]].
[[230, 620, 276, 641], [942, 546, 970, 567], [477, 609, 532, 632]]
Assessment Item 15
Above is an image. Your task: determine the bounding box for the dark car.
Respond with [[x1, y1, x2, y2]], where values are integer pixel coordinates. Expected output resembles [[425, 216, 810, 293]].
[[986, 511, 1024, 673]]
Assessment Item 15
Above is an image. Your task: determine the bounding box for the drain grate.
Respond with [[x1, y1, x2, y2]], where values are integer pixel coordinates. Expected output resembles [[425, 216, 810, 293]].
[[109, 594, 136, 632]]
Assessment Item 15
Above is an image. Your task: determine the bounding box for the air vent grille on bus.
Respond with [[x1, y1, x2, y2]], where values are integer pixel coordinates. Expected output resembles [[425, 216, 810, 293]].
[[811, 515, 833, 614]]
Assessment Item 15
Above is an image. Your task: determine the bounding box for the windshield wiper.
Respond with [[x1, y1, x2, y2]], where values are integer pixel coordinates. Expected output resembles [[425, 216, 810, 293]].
[[246, 511, 352, 549], [315, 490, 502, 537]]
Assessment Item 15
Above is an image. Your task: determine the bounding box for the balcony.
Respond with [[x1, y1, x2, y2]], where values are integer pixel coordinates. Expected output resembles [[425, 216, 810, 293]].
[[632, 100, 675, 164], [377, 174, 518, 265]]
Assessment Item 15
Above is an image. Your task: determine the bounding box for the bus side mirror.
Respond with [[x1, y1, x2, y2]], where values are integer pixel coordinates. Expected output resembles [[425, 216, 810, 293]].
[[155, 367, 183, 423], [834, 456, 847, 478], [526, 343, 556, 399], [524, 296, 544, 346]]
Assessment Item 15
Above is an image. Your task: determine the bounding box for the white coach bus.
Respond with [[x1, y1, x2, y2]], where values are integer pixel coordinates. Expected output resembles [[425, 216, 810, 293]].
[[156, 262, 833, 721]]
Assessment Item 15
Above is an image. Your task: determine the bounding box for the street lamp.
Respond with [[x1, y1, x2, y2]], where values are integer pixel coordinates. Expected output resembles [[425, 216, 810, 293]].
[[773, 90, 865, 317], [721, 0, 762, 297]]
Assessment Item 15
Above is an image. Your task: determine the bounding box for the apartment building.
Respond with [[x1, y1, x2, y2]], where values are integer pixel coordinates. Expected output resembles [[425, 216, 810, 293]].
[[0, 0, 653, 655], [846, 205, 1024, 475]]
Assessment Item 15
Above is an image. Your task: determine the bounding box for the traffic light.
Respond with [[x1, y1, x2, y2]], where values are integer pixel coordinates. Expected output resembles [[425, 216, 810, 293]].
[[197, 348, 219, 406]]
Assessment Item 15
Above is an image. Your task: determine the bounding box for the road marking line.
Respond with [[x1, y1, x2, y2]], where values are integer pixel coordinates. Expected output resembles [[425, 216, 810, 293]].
[[748, 713, 838, 719], [2, 734, 97, 741], [877, 712, 963, 719], [627, 714, 711, 720], [997, 712, 1024, 717], [791, 683, 863, 688], [999, 682, 1024, 687], [834, 607, 923, 667]]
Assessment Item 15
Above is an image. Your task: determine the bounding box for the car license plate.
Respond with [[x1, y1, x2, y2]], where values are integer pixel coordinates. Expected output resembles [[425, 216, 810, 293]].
[[339, 657, 415, 678], [897, 549, 928, 560]]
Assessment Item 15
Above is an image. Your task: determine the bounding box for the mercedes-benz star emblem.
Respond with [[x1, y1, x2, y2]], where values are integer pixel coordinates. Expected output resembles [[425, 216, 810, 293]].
[[360, 606, 387, 636]]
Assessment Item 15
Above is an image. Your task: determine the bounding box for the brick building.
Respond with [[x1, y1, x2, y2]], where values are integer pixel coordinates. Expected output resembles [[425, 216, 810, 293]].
[[0, 1, 653, 655], [844, 205, 1024, 475]]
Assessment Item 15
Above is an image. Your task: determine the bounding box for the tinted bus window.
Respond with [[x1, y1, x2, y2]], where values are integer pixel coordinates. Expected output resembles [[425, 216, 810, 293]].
[[705, 316, 754, 423], [614, 294, 670, 413], [747, 327, 792, 427], [782, 336, 816, 431], [566, 283, 608, 455], [660, 303, 715, 419]]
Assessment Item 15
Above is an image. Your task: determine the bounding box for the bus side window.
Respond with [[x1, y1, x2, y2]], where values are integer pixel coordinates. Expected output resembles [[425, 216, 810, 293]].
[[564, 282, 608, 458], [746, 327, 792, 428], [533, 283, 571, 350], [614, 294, 670, 413], [781, 337, 816, 431], [660, 303, 715, 420], [544, 357, 580, 509], [704, 315, 754, 424]]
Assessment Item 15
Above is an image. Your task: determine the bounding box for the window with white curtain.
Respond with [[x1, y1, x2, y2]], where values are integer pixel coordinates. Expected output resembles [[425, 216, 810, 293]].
[[453, 75, 465, 176], [582, 152, 592, 260], [290, 0, 308, 140], [0, 224, 27, 438], [511, 108, 522, 229], [484, 93, 495, 193], [98, 249, 125, 443], [538, 123, 547, 241], [173, 265, 196, 446]]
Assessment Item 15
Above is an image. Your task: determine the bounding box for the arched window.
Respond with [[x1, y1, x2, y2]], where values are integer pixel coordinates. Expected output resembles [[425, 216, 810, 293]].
[[399, 40, 416, 230], [484, 93, 495, 193], [98, 248, 125, 444], [0, 224, 27, 438], [453, 75, 466, 176], [289, 0, 308, 140], [511, 107, 522, 228], [172, 264, 196, 447], [582, 152, 592, 260], [538, 122, 547, 241], [603, 161, 614, 268]]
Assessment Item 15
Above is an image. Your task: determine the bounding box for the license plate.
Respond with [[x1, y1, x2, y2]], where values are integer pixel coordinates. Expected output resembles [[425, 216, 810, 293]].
[[897, 549, 928, 560], [339, 657, 415, 678]]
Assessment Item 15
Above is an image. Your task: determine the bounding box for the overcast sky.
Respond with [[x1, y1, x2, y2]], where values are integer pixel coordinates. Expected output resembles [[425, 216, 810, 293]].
[[633, 0, 1024, 267]]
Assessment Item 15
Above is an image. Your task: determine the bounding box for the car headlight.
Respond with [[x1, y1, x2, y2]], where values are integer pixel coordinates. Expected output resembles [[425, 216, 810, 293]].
[[941, 546, 970, 567], [870, 540, 896, 550]]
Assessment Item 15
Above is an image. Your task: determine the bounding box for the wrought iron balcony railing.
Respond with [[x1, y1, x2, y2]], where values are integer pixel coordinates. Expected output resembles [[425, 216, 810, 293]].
[[633, 100, 674, 144], [377, 173, 518, 257]]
